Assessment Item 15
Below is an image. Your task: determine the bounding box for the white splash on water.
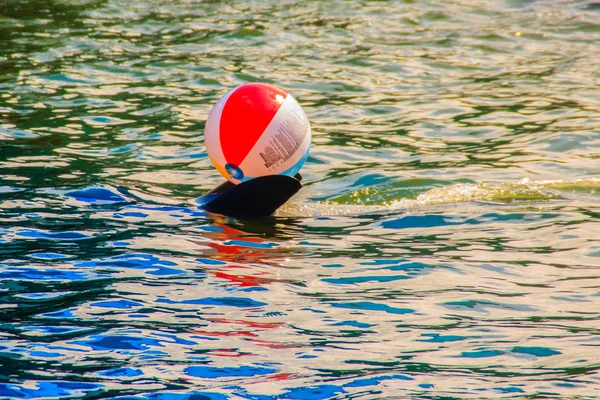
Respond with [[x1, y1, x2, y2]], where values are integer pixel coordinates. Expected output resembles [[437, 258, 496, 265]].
[[276, 178, 600, 217]]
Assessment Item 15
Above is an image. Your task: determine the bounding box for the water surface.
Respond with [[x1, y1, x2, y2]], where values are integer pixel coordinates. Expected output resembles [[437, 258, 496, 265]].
[[1, 0, 599, 398]]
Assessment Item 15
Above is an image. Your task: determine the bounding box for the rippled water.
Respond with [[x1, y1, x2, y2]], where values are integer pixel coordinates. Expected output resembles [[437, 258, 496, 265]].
[[1, 0, 600, 398]]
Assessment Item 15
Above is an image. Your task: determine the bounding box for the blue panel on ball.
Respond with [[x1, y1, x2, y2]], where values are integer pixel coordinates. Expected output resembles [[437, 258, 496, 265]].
[[281, 147, 310, 178]]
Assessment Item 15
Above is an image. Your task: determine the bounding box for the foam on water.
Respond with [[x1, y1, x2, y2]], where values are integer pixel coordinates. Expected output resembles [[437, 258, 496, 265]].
[[278, 178, 600, 217]]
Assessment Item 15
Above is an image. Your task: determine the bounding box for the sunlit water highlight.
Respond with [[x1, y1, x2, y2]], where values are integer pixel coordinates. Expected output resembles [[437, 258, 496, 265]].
[[1, 0, 599, 399]]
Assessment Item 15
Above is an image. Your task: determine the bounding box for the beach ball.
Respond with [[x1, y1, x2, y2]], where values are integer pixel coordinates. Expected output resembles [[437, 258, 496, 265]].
[[205, 82, 311, 184]]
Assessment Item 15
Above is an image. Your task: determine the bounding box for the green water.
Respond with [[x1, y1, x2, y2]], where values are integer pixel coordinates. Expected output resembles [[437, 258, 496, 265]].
[[1, 0, 599, 399]]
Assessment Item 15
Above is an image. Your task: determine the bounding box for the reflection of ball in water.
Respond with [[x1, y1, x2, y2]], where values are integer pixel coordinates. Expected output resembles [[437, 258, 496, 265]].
[[204, 82, 311, 184]]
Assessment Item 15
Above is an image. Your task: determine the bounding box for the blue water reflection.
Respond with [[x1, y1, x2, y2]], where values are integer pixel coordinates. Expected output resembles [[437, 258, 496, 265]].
[[0, 382, 103, 399]]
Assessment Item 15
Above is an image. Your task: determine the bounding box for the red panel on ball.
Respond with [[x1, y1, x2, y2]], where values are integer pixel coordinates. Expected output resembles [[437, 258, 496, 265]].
[[219, 83, 287, 167]]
